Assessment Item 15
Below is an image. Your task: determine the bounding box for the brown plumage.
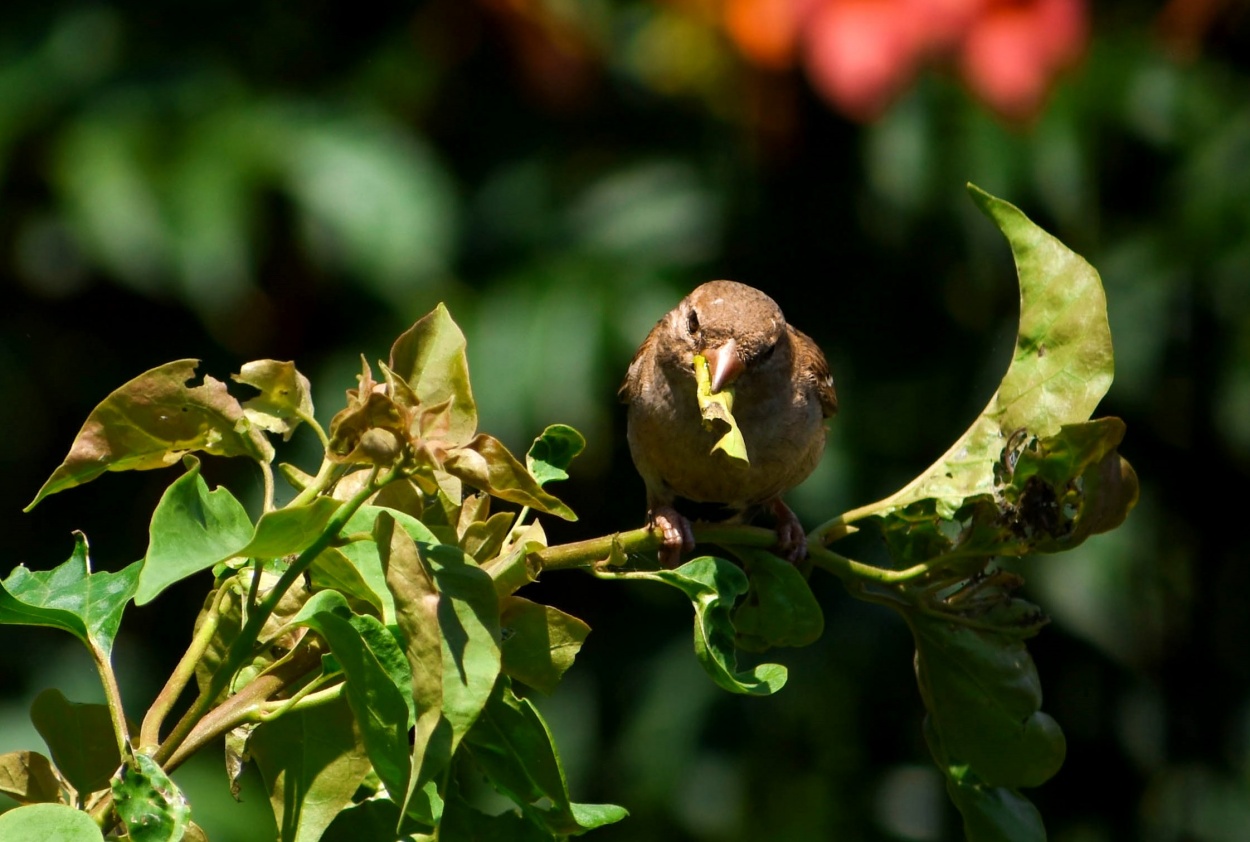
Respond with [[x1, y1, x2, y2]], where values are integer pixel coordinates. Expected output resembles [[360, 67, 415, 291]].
[[620, 280, 837, 566]]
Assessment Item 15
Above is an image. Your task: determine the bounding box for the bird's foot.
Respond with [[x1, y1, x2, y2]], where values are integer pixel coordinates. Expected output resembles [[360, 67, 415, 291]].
[[649, 506, 695, 568], [770, 499, 808, 562]]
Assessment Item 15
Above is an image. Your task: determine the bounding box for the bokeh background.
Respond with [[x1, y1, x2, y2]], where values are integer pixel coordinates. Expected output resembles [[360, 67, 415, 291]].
[[2, 1, 1249, 839]]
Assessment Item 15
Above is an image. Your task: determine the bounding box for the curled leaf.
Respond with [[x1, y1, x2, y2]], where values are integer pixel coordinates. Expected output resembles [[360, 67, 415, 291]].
[[526, 425, 586, 487], [232, 359, 315, 440], [693, 354, 749, 464], [27, 360, 273, 510], [111, 752, 192, 842], [865, 186, 1117, 521]]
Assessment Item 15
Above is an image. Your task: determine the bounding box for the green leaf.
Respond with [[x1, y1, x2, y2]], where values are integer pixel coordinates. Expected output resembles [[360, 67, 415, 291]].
[[30, 689, 120, 797], [136, 457, 253, 605], [389, 303, 478, 447], [0, 750, 65, 805], [525, 425, 586, 487], [111, 752, 192, 842], [320, 796, 405, 842], [596, 557, 787, 696], [375, 514, 445, 825], [499, 596, 589, 695], [464, 679, 628, 835], [26, 359, 274, 510], [0, 533, 140, 658], [730, 548, 824, 652], [909, 611, 1065, 789], [870, 185, 1116, 520], [286, 590, 414, 802], [308, 547, 386, 619], [227, 497, 343, 561], [938, 767, 1046, 842], [337, 504, 442, 624], [693, 354, 749, 464], [443, 435, 576, 521], [439, 794, 554, 842], [249, 694, 373, 842], [232, 359, 315, 440], [377, 517, 501, 823], [0, 803, 104, 841]]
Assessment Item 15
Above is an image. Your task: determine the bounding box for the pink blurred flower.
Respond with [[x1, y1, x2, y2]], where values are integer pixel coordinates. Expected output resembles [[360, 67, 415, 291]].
[[721, 0, 1087, 123], [958, 0, 1088, 122]]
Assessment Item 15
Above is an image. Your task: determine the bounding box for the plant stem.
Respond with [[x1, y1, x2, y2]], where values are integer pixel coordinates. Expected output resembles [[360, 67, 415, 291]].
[[289, 457, 340, 508], [163, 639, 327, 774], [89, 642, 131, 763], [256, 676, 345, 720], [259, 459, 275, 513], [154, 465, 396, 767], [139, 584, 236, 752]]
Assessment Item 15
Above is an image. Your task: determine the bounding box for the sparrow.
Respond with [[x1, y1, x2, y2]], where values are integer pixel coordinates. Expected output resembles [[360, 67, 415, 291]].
[[620, 280, 837, 567]]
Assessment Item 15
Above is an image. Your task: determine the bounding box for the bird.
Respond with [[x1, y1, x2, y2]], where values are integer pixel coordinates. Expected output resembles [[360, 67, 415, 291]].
[[619, 280, 837, 567]]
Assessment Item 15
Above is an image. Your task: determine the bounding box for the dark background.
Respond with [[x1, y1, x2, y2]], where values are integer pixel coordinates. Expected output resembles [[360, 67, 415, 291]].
[[2, 1, 1248, 839]]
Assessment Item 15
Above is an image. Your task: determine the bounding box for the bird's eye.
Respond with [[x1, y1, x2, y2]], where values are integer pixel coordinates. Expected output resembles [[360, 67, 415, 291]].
[[686, 309, 700, 335], [757, 343, 776, 363]]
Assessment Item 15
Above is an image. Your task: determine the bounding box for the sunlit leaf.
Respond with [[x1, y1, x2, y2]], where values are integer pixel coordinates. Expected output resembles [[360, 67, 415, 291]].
[[443, 435, 576, 521], [232, 360, 315, 440], [464, 678, 628, 835], [499, 597, 589, 695], [375, 514, 444, 824], [0, 533, 139, 658], [390, 304, 477, 447], [136, 457, 253, 605], [250, 694, 373, 842], [0, 750, 64, 805], [337, 504, 442, 624], [111, 752, 192, 842], [0, 803, 104, 841], [308, 547, 385, 619], [378, 517, 501, 823], [525, 425, 586, 487], [286, 590, 414, 802], [227, 497, 343, 562], [869, 185, 1116, 520], [730, 548, 823, 652], [693, 353, 749, 464], [26, 359, 273, 510], [30, 689, 120, 798], [596, 557, 787, 695]]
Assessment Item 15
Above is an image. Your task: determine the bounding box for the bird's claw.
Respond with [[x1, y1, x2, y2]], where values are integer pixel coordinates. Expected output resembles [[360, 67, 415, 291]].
[[770, 499, 808, 562], [650, 506, 695, 568]]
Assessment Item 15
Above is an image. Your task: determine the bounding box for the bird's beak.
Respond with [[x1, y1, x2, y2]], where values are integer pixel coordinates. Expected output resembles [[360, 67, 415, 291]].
[[704, 338, 743, 393]]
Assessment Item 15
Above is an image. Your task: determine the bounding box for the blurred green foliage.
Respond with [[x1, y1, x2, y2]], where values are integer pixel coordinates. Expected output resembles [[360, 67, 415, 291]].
[[2, 1, 1248, 839]]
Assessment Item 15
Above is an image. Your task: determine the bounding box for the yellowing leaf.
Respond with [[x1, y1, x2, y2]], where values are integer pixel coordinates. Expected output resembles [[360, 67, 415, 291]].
[[693, 354, 749, 464], [232, 359, 315, 440]]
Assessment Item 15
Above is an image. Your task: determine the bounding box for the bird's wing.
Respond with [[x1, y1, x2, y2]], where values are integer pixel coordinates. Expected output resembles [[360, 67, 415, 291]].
[[790, 326, 838, 418]]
